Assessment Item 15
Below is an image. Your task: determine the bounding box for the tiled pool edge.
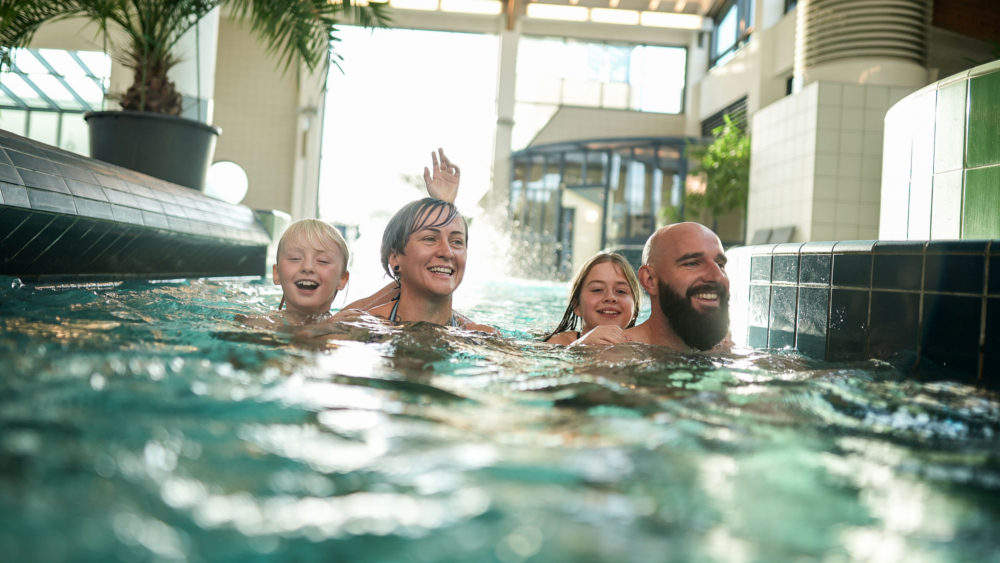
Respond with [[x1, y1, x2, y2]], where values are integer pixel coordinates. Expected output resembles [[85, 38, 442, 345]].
[[728, 240, 1000, 384], [0, 128, 269, 281]]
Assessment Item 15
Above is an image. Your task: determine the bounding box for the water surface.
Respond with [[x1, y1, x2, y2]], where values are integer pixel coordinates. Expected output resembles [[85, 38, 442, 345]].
[[1, 277, 998, 563]]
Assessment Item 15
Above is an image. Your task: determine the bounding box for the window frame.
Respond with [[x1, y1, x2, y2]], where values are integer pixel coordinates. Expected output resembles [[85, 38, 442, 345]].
[[709, 0, 755, 69]]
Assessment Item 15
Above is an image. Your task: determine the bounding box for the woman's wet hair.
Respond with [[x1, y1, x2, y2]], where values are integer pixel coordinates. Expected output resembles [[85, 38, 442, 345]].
[[380, 198, 467, 278], [545, 252, 643, 341]]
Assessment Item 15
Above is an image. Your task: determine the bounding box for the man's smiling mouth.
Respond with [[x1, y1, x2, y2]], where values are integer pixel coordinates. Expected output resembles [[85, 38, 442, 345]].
[[693, 292, 718, 301]]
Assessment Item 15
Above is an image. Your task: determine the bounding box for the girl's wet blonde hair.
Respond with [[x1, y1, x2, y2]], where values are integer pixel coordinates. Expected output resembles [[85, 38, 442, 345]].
[[277, 219, 350, 270], [545, 252, 642, 341]]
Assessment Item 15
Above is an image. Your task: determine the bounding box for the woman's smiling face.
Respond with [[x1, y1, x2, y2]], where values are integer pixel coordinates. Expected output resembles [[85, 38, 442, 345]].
[[574, 261, 635, 331], [391, 208, 467, 298]]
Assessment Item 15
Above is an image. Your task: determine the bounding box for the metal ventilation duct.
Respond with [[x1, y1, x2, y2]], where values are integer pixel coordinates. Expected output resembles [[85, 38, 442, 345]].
[[800, 0, 932, 67]]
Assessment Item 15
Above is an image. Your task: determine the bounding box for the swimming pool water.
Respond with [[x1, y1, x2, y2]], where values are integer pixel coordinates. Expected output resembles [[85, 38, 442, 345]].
[[1, 276, 998, 563]]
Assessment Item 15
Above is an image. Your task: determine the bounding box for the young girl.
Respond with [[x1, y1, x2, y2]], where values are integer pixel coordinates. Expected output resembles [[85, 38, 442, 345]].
[[545, 252, 643, 346]]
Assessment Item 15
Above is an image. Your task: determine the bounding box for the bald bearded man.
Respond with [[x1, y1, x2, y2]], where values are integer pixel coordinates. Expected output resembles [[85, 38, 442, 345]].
[[624, 222, 730, 351]]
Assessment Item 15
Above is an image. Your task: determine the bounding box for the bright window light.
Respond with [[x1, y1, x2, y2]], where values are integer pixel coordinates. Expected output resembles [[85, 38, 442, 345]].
[[389, 0, 439, 10], [526, 4, 589, 21], [639, 11, 703, 28], [440, 0, 502, 14], [590, 8, 640, 25]]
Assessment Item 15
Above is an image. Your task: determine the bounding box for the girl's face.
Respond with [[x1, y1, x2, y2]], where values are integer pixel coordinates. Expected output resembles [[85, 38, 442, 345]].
[[573, 261, 635, 331], [272, 235, 348, 315]]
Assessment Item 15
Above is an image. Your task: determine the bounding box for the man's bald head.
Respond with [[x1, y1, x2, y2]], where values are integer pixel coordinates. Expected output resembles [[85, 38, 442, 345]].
[[642, 222, 721, 270]]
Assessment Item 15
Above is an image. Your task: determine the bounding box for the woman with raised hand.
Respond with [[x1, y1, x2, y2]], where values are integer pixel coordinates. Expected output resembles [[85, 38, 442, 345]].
[[545, 252, 642, 346]]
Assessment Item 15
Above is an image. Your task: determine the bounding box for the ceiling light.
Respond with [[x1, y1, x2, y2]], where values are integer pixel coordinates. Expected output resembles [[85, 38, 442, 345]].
[[526, 3, 589, 21], [440, 0, 503, 13], [640, 11, 702, 28], [590, 8, 640, 24]]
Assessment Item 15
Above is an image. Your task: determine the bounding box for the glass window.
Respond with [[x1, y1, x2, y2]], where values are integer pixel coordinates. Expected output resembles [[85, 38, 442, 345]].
[[28, 111, 58, 146], [711, 0, 754, 68], [715, 6, 738, 57], [0, 109, 28, 135], [59, 112, 88, 154], [586, 152, 608, 185], [564, 152, 584, 186]]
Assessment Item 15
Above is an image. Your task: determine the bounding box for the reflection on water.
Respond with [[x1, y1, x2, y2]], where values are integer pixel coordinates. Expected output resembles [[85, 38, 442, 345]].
[[0, 277, 998, 563]]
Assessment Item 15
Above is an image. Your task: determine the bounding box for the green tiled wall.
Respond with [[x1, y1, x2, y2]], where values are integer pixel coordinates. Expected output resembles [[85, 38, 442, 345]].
[[882, 61, 1000, 241]]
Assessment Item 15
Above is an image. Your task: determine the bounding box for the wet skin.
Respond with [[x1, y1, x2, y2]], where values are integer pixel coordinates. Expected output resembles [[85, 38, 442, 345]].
[[272, 237, 349, 316]]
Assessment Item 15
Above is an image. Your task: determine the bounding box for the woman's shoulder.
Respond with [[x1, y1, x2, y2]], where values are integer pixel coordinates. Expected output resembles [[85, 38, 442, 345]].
[[454, 312, 498, 334]]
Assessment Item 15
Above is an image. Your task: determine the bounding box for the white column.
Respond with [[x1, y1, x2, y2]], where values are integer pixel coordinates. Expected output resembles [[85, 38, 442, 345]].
[[488, 19, 521, 213], [290, 62, 327, 220], [170, 7, 220, 124]]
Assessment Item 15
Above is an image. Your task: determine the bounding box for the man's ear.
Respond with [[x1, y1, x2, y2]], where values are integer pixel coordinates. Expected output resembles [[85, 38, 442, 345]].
[[272, 263, 280, 285], [337, 270, 350, 291], [637, 265, 658, 296]]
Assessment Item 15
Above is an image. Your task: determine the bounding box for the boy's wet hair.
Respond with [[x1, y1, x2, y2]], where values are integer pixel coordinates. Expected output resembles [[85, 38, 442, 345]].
[[277, 219, 350, 270], [545, 252, 642, 340], [380, 198, 467, 278]]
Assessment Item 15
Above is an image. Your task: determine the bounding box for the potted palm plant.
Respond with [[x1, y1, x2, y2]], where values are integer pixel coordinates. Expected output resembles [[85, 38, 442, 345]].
[[0, 0, 388, 190]]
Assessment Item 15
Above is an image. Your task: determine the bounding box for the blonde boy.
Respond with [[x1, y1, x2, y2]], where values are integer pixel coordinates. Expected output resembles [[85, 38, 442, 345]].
[[272, 219, 350, 316]]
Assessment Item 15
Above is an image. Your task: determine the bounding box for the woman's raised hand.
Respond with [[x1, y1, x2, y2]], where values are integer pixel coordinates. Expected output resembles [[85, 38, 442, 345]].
[[423, 148, 460, 204], [571, 325, 632, 347]]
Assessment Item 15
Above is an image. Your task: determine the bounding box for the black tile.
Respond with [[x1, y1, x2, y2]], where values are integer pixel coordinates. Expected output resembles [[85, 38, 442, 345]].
[[749, 285, 771, 348], [800, 254, 832, 285], [797, 287, 830, 359], [926, 240, 989, 253], [985, 298, 1000, 385], [141, 212, 169, 230], [992, 240, 1000, 255], [159, 202, 187, 218], [127, 184, 156, 199], [0, 163, 22, 185], [868, 291, 920, 359], [0, 135, 44, 157], [874, 240, 925, 254], [0, 183, 30, 208], [773, 243, 803, 254], [832, 254, 872, 288], [65, 179, 107, 201], [167, 216, 193, 233], [93, 173, 129, 191], [0, 214, 76, 275], [751, 256, 772, 282], [872, 254, 923, 291], [0, 147, 10, 165], [990, 256, 1000, 296], [133, 195, 164, 213], [800, 241, 837, 254], [922, 294, 982, 377], [828, 289, 869, 361], [74, 198, 115, 221], [833, 240, 877, 253], [55, 162, 98, 184], [26, 189, 77, 215], [924, 254, 985, 294], [111, 205, 143, 225], [772, 255, 799, 283], [5, 150, 59, 175], [0, 207, 32, 242], [102, 188, 139, 207], [27, 218, 100, 272], [769, 286, 798, 349], [17, 168, 70, 194]]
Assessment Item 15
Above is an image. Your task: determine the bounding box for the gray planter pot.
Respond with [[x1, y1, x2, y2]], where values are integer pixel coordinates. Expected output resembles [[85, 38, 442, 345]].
[[85, 111, 222, 191]]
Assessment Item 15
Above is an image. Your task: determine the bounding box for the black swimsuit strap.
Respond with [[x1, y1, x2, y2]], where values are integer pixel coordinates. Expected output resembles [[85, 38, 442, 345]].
[[390, 299, 458, 327]]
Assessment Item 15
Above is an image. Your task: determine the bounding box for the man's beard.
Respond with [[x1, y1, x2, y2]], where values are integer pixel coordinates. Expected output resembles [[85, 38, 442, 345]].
[[658, 280, 730, 351]]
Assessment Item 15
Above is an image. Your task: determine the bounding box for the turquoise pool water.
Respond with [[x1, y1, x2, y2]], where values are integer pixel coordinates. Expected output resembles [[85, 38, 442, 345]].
[[1, 277, 998, 563]]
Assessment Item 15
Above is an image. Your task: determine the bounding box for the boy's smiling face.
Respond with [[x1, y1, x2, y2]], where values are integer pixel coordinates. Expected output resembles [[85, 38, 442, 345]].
[[272, 235, 348, 315]]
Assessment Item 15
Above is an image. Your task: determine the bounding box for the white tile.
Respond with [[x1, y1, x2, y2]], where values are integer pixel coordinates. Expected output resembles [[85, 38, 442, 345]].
[[818, 82, 843, 106], [842, 108, 865, 131], [812, 223, 836, 241], [859, 226, 879, 239], [839, 131, 864, 155], [837, 177, 862, 201], [836, 201, 860, 224], [813, 199, 837, 222], [861, 179, 881, 203], [816, 153, 839, 176], [889, 86, 915, 107], [842, 84, 866, 108], [859, 202, 880, 227], [862, 156, 882, 180], [803, 130, 817, 154], [838, 154, 863, 178], [814, 176, 837, 197], [864, 108, 887, 132], [835, 224, 860, 239], [818, 107, 842, 130], [863, 132, 884, 156], [817, 130, 841, 152], [864, 86, 889, 109]]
